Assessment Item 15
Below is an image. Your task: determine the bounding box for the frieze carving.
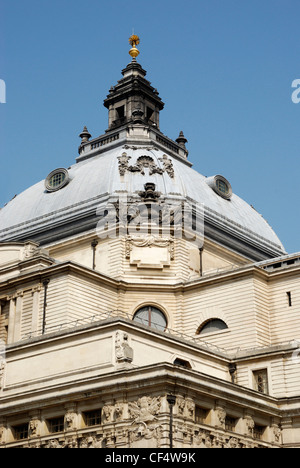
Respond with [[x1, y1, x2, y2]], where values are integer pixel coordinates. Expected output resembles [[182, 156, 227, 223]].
[[174, 423, 193, 445], [118, 152, 174, 178], [192, 428, 262, 449], [129, 423, 163, 448], [46, 439, 65, 449], [28, 441, 42, 449], [4, 424, 277, 449], [80, 435, 104, 448], [128, 396, 161, 424]]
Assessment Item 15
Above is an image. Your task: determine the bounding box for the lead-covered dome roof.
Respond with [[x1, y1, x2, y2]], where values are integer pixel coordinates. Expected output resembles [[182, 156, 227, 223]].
[[0, 144, 285, 260]]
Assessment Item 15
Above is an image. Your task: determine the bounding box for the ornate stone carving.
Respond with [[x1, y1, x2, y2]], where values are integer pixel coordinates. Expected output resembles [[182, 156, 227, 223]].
[[0, 426, 5, 445], [226, 437, 240, 449], [102, 405, 113, 423], [80, 435, 104, 448], [130, 156, 164, 176], [186, 400, 195, 419], [115, 332, 133, 364], [138, 182, 161, 202], [216, 406, 227, 428], [245, 415, 255, 436], [0, 360, 5, 391], [28, 441, 42, 449], [273, 424, 282, 444], [129, 423, 162, 448], [128, 396, 161, 424], [118, 153, 174, 178], [23, 242, 39, 259], [118, 153, 131, 176], [125, 235, 174, 259], [46, 439, 65, 449], [65, 411, 77, 431], [114, 404, 124, 421], [29, 419, 40, 438], [159, 154, 175, 178], [177, 397, 186, 415]]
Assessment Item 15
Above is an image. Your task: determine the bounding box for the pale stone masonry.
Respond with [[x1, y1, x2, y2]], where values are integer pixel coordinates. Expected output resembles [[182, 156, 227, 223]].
[[0, 39, 299, 448]]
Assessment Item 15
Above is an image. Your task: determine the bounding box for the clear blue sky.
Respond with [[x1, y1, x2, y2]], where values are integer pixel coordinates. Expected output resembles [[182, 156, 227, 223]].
[[0, 0, 299, 254]]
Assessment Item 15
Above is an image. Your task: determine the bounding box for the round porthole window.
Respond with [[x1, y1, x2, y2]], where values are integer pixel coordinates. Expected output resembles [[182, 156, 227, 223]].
[[45, 168, 70, 192], [206, 175, 232, 200]]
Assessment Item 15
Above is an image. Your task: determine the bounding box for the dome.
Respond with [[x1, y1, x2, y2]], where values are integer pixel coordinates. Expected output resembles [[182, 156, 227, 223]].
[[0, 55, 286, 261], [0, 144, 285, 260]]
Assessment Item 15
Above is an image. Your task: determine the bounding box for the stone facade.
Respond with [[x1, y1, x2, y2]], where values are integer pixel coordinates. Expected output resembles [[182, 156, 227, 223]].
[[0, 42, 299, 448]]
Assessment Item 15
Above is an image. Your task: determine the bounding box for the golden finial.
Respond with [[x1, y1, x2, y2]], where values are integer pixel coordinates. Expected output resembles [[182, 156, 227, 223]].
[[129, 34, 140, 60]]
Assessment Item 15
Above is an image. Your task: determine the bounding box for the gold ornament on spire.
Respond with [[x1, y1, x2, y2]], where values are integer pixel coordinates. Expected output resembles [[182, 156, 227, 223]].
[[129, 34, 140, 60]]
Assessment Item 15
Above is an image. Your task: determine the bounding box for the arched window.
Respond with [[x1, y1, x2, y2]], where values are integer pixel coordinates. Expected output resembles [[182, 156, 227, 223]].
[[133, 306, 167, 332], [197, 319, 228, 336]]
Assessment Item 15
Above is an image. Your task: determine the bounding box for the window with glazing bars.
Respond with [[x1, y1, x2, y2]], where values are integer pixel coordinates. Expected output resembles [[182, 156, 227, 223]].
[[225, 416, 237, 432], [84, 410, 102, 427], [253, 424, 265, 440], [48, 417, 64, 433], [253, 369, 269, 394], [195, 406, 209, 424], [13, 423, 29, 440]]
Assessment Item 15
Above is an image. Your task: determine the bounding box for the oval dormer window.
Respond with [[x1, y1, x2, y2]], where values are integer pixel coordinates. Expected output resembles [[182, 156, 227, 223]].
[[45, 168, 70, 192], [206, 175, 232, 200]]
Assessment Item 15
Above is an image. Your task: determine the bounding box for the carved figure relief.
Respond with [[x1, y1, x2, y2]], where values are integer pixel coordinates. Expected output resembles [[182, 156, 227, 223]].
[[177, 397, 186, 416], [273, 424, 282, 443], [245, 415, 255, 436], [114, 404, 124, 421], [29, 419, 40, 438], [115, 332, 133, 364], [186, 401, 195, 419], [65, 411, 77, 431], [128, 396, 161, 424], [216, 406, 227, 428], [102, 405, 113, 423]]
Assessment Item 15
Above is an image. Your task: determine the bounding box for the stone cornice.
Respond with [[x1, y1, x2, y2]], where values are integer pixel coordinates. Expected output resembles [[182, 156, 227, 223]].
[[1, 256, 299, 295]]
